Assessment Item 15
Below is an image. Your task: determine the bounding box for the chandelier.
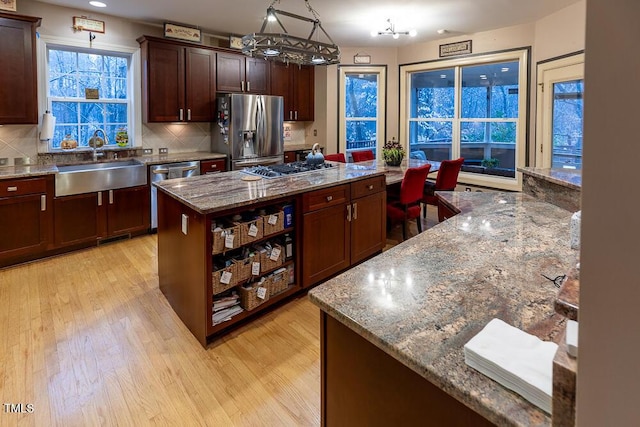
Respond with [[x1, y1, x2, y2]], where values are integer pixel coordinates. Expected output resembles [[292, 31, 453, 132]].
[[242, 0, 340, 66], [371, 19, 417, 39]]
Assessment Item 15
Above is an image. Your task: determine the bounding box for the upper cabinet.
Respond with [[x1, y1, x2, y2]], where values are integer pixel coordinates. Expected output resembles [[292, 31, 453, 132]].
[[0, 13, 41, 125], [270, 62, 314, 121], [216, 51, 270, 94], [139, 36, 216, 123]]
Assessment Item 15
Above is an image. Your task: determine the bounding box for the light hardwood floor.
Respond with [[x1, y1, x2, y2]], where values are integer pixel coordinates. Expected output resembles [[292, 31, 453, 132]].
[[0, 206, 438, 427]]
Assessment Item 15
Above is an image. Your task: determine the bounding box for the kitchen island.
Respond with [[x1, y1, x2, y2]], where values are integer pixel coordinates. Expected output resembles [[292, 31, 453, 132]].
[[154, 162, 390, 345], [309, 192, 578, 426]]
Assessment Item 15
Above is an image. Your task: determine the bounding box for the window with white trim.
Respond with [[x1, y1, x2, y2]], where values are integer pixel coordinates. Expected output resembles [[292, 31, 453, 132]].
[[47, 46, 132, 149], [339, 66, 386, 159], [400, 49, 529, 191]]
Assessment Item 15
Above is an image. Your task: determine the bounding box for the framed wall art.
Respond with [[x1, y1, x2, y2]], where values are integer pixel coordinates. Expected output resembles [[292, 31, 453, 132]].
[[0, 0, 17, 12], [164, 22, 201, 43]]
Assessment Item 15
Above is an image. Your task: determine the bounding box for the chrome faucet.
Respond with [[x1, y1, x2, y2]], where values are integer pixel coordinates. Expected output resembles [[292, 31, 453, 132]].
[[89, 129, 108, 161]]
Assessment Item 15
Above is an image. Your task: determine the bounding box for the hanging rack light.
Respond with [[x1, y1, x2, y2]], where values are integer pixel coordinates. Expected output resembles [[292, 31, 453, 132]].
[[242, 0, 340, 66], [371, 19, 417, 39]]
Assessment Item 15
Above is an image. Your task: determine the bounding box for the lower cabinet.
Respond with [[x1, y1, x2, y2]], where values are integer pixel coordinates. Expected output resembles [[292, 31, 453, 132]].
[[54, 185, 150, 247], [0, 175, 53, 266], [301, 176, 386, 287]]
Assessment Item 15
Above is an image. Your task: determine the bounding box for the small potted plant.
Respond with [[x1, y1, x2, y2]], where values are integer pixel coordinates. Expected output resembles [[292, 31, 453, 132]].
[[481, 158, 500, 169], [382, 138, 405, 166]]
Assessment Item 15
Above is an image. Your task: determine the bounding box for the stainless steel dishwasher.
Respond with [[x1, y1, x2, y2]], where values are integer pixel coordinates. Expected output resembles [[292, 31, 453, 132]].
[[150, 161, 200, 230]]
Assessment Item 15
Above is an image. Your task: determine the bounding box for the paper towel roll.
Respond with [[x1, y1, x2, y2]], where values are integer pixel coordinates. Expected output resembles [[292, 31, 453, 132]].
[[40, 111, 56, 141]]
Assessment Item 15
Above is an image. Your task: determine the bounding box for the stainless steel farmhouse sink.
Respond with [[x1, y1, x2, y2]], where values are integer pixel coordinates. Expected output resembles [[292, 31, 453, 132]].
[[55, 159, 147, 196]]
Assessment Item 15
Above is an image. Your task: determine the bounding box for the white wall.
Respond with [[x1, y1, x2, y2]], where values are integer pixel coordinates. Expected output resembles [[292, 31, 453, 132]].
[[578, 0, 640, 424]]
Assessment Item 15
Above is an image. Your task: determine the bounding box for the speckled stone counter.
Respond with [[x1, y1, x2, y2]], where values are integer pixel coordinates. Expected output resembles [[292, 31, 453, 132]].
[[309, 192, 578, 426], [519, 167, 581, 212], [153, 162, 386, 215], [0, 164, 58, 179]]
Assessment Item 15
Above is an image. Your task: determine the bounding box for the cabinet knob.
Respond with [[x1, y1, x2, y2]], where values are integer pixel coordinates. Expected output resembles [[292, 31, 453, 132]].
[[210, 164, 217, 169], [187, 109, 192, 121], [326, 195, 333, 202], [41, 195, 46, 211], [346, 204, 352, 222], [353, 202, 358, 220], [179, 109, 184, 121], [367, 185, 374, 190], [247, 81, 251, 92], [7, 186, 17, 192]]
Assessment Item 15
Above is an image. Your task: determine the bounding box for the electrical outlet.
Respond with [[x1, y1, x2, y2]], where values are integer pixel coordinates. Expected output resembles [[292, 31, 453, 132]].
[[143, 148, 153, 155], [313, 129, 317, 136], [159, 148, 168, 154], [0, 158, 8, 166]]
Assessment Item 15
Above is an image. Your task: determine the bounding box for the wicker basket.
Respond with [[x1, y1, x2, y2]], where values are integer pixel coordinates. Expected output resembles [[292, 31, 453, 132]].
[[232, 256, 254, 284], [212, 224, 240, 255], [263, 210, 284, 236], [239, 280, 271, 311], [236, 217, 264, 245], [260, 244, 284, 273], [269, 269, 289, 297], [212, 263, 237, 295]]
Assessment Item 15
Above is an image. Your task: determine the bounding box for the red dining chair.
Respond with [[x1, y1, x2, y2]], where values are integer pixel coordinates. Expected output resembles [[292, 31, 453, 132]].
[[351, 150, 375, 162], [387, 164, 432, 241], [324, 153, 346, 163], [422, 157, 464, 220]]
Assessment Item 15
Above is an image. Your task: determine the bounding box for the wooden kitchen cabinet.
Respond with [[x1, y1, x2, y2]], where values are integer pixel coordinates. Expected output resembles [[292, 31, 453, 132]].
[[200, 159, 227, 174], [139, 36, 216, 122], [0, 13, 41, 125], [54, 185, 150, 248], [301, 176, 385, 287], [216, 51, 270, 94], [284, 151, 297, 163], [270, 62, 314, 121], [0, 176, 53, 267]]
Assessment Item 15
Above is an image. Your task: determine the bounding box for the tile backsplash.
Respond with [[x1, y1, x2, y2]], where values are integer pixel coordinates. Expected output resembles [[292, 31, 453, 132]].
[[0, 120, 309, 166]]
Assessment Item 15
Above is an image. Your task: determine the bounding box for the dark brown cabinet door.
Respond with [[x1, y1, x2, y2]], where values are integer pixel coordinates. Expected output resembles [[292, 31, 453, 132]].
[[143, 41, 185, 122], [245, 57, 270, 94], [293, 65, 314, 121], [216, 52, 246, 93], [107, 186, 150, 237], [269, 62, 314, 121], [0, 13, 40, 125], [54, 193, 102, 247], [301, 203, 350, 288], [350, 191, 386, 264], [0, 194, 48, 261], [270, 61, 294, 119], [185, 47, 216, 122]]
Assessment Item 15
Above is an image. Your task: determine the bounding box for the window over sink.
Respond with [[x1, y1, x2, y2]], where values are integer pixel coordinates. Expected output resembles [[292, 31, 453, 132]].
[[41, 39, 140, 151]]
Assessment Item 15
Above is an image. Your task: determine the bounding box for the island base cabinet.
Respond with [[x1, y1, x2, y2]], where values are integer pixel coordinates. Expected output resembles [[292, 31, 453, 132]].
[[321, 312, 495, 427], [350, 191, 386, 265], [302, 203, 350, 288]]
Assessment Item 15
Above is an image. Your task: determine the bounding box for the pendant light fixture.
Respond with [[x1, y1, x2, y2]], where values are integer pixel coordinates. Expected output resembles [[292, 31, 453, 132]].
[[242, 0, 341, 66]]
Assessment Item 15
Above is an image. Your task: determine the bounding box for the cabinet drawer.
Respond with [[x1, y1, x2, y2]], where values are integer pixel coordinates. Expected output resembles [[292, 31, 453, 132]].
[[351, 175, 385, 199], [302, 184, 349, 213], [201, 159, 226, 174], [0, 177, 47, 197]]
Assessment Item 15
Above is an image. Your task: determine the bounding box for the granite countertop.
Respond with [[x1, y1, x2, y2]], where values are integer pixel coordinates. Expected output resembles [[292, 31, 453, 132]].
[[309, 192, 578, 426], [0, 152, 226, 180], [518, 167, 582, 190], [153, 162, 386, 215], [0, 164, 59, 179]]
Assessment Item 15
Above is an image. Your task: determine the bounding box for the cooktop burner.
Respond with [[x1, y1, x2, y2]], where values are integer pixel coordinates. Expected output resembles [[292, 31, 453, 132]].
[[242, 161, 334, 179]]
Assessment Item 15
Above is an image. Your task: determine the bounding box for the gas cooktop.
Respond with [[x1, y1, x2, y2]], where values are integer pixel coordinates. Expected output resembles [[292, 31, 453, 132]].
[[242, 161, 334, 179]]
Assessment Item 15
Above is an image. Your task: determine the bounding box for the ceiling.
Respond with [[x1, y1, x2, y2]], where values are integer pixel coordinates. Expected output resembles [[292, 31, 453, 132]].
[[38, 0, 581, 47]]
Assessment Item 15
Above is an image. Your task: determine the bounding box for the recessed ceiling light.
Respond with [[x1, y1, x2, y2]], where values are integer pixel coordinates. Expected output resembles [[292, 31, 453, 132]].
[[437, 29, 448, 35], [89, 1, 107, 7]]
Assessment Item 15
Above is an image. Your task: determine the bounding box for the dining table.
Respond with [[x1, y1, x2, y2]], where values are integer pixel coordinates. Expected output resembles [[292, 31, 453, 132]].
[[372, 158, 441, 186]]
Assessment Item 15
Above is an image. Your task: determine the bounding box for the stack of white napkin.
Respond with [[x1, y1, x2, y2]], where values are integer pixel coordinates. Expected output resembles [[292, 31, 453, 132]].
[[463, 318, 558, 414]]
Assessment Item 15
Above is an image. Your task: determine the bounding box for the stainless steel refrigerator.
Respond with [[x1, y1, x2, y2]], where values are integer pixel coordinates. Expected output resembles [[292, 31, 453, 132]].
[[211, 94, 284, 170]]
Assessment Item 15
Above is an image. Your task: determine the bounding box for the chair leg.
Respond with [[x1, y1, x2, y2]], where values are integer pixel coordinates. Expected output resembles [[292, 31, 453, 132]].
[[417, 216, 422, 233], [402, 220, 407, 241], [422, 203, 427, 219]]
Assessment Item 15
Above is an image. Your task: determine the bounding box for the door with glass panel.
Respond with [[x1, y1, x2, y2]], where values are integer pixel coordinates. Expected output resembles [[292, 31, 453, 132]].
[[339, 66, 386, 159], [536, 55, 584, 169]]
